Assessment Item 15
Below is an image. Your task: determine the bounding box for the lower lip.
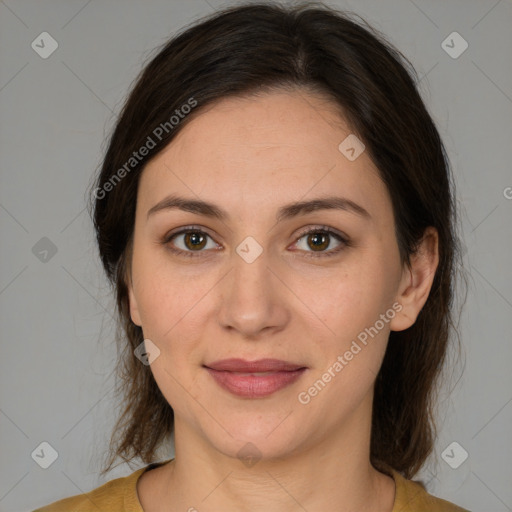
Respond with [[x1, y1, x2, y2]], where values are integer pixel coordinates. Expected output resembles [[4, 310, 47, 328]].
[[205, 368, 307, 398]]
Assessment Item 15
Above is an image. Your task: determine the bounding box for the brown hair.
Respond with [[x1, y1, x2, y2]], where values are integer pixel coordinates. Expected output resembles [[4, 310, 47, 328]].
[[88, 0, 466, 480]]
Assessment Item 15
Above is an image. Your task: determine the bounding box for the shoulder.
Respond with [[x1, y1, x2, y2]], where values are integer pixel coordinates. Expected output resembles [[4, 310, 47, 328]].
[[391, 469, 471, 512], [32, 463, 159, 512]]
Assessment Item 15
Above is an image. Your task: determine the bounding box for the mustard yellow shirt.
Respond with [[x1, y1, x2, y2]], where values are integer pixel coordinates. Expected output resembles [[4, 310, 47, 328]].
[[33, 459, 470, 511]]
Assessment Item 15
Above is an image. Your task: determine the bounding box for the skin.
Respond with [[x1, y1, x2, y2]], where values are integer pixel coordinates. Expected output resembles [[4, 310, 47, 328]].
[[127, 89, 439, 512]]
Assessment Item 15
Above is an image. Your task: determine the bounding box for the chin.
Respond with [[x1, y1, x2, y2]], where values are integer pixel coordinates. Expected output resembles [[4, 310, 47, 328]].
[[202, 414, 310, 464]]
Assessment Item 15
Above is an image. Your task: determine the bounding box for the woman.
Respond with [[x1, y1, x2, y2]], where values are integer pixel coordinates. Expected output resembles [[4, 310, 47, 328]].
[[34, 1, 470, 510]]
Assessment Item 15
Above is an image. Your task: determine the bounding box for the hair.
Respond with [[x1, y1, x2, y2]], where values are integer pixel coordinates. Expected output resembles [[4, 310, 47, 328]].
[[88, 0, 467, 481]]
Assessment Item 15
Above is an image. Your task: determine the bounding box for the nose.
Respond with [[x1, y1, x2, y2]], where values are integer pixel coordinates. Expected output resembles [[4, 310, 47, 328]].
[[217, 246, 290, 339]]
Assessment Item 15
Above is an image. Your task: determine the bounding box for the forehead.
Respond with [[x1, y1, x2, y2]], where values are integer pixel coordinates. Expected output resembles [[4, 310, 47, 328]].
[[138, 90, 390, 221], [167, 89, 354, 165]]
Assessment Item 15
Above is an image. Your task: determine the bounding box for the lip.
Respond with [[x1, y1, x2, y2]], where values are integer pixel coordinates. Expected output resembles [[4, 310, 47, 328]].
[[205, 358, 305, 372], [204, 358, 307, 398]]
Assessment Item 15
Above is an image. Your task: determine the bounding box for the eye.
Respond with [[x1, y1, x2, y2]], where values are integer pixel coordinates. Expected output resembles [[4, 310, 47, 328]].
[[291, 226, 349, 258], [162, 226, 219, 258]]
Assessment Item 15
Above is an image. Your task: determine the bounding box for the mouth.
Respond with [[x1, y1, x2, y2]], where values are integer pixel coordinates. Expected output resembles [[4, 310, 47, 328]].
[[203, 358, 308, 398]]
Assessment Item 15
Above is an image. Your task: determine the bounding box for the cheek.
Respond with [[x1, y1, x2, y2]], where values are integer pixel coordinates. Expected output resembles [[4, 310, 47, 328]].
[[296, 281, 391, 414], [295, 261, 391, 339], [136, 277, 175, 334], [135, 269, 209, 410], [132, 263, 217, 385], [291, 256, 395, 391], [133, 254, 206, 336]]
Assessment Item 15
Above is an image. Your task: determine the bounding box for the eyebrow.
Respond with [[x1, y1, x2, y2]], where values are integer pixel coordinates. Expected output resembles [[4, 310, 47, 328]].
[[146, 194, 371, 222]]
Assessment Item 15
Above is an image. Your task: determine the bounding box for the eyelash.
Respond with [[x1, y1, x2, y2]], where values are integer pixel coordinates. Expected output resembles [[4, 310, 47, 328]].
[[161, 225, 351, 259]]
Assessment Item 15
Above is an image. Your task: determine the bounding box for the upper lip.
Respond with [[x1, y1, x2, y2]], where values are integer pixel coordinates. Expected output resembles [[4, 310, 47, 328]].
[[204, 358, 306, 372]]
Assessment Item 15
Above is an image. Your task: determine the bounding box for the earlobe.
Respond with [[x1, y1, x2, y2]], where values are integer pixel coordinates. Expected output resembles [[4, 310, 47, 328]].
[[390, 227, 439, 332]]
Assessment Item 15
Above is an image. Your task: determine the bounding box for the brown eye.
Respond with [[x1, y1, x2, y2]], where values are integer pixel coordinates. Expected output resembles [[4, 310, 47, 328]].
[[306, 232, 330, 251], [183, 232, 207, 250], [164, 228, 218, 257], [293, 227, 349, 258]]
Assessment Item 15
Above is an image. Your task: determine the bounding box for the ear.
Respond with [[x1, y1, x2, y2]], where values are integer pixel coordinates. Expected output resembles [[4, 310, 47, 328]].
[[390, 226, 439, 332], [126, 271, 143, 327]]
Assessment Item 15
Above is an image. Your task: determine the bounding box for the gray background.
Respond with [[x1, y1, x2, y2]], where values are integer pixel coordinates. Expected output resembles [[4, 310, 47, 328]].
[[1, 0, 511, 510]]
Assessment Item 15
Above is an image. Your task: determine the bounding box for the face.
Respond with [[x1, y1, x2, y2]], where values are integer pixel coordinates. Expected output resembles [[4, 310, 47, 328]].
[[127, 89, 415, 461]]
